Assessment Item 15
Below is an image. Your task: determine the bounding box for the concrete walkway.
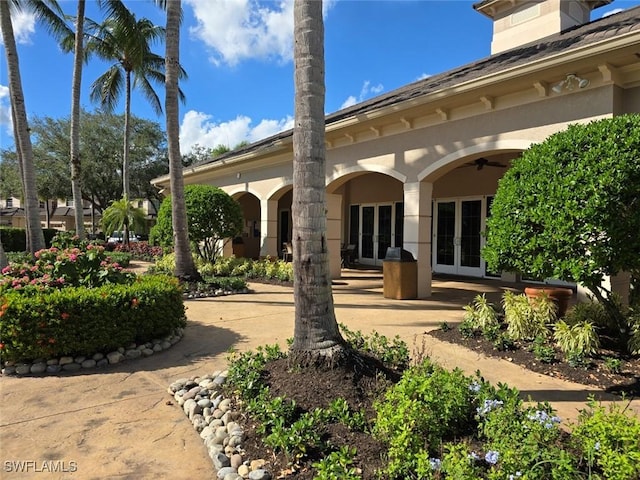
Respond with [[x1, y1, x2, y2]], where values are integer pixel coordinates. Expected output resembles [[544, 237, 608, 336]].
[[1, 268, 638, 479]]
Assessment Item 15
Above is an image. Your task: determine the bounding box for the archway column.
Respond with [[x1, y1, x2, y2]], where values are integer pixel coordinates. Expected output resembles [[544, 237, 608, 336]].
[[403, 181, 433, 298], [260, 199, 278, 258], [326, 193, 343, 279]]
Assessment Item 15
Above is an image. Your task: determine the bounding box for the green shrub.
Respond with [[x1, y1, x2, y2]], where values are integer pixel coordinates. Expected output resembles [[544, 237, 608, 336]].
[[1, 244, 134, 293], [0, 275, 185, 362], [565, 301, 610, 329], [463, 294, 499, 331], [571, 397, 640, 480], [502, 291, 554, 341], [150, 185, 243, 263], [483, 114, 640, 300], [530, 335, 556, 364], [312, 446, 360, 480], [553, 320, 600, 357], [339, 323, 409, 370], [0, 227, 59, 252], [373, 359, 478, 478]]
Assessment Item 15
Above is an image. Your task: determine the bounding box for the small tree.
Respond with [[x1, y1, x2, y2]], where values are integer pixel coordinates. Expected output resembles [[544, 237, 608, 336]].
[[101, 196, 146, 246], [483, 114, 640, 306], [150, 185, 243, 263]]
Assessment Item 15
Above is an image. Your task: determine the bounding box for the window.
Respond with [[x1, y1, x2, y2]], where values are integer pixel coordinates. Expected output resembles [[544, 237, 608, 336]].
[[65, 199, 74, 207], [5, 198, 13, 207]]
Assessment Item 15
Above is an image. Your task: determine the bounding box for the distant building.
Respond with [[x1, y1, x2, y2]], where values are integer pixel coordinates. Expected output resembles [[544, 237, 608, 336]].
[[0, 197, 159, 235]]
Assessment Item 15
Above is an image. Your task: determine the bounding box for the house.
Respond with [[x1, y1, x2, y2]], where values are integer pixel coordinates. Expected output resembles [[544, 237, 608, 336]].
[[0, 197, 159, 236], [152, 0, 640, 299]]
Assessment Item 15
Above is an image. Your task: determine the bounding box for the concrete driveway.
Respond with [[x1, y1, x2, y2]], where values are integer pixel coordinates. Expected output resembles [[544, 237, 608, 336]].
[[1, 268, 637, 479]]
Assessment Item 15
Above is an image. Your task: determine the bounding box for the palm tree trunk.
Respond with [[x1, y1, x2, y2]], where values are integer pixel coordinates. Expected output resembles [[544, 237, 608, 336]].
[[1, 0, 45, 254], [290, 0, 344, 365], [122, 72, 131, 200], [165, 0, 199, 281], [70, 0, 86, 239]]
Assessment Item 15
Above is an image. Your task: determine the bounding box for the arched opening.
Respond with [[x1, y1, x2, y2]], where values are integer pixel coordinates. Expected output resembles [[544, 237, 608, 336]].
[[232, 192, 261, 259]]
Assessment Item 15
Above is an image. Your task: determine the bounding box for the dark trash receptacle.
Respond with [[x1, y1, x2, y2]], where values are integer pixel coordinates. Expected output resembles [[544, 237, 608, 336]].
[[383, 248, 417, 300]]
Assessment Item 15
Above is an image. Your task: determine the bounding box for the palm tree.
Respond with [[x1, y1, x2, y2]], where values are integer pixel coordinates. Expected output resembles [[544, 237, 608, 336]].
[[163, 0, 199, 281], [0, 1, 69, 254], [101, 197, 145, 247], [69, 0, 86, 239], [289, 0, 346, 366], [87, 0, 184, 200]]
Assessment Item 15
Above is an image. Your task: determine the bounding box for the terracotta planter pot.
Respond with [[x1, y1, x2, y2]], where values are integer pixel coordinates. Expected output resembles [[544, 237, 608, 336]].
[[524, 286, 574, 317]]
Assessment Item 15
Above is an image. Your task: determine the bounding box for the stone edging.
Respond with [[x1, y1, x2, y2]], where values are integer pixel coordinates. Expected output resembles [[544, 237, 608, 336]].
[[1, 328, 185, 376], [168, 373, 272, 480]]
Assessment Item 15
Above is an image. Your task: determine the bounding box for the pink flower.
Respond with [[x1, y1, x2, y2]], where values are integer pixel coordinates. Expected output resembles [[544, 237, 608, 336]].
[[1, 266, 10, 274], [57, 277, 65, 284], [69, 254, 78, 262]]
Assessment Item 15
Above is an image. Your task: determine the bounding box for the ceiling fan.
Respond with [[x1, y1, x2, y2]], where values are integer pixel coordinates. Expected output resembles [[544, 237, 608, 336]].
[[461, 158, 507, 170]]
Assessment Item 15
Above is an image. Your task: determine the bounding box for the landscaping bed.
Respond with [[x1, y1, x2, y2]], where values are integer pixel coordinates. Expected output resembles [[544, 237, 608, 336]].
[[428, 326, 640, 397]]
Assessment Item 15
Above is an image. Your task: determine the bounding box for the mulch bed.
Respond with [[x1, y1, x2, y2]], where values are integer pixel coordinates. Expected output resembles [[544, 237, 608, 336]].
[[428, 327, 640, 397]]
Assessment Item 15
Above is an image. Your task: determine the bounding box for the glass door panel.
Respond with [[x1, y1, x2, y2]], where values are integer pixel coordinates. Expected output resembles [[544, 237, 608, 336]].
[[436, 201, 455, 267], [361, 206, 375, 261], [377, 205, 393, 260], [460, 200, 481, 268]]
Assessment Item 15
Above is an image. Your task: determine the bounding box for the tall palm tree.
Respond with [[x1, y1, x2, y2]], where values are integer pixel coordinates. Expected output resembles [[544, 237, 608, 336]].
[[0, 0, 70, 255], [290, 0, 345, 366], [163, 0, 199, 281], [87, 0, 184, 200], [70, 0, 86, 239]]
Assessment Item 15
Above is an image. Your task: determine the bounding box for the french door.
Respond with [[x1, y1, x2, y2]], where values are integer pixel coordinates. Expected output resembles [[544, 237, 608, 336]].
[[433, 198, 485, 277], [360, 204, 393, 266]]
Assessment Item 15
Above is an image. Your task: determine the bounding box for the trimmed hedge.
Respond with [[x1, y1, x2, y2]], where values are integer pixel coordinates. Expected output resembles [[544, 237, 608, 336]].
[[0, 227, 59, 252], [0, 274, 186, 362]]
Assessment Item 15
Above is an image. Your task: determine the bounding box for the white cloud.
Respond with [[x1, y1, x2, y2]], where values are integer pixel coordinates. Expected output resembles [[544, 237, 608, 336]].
[[0, 84, 12, 138], [340, 80, 384, 110], [186, 0, 295, 66], [185, 0, 337, 67], [179, 109, 293, 153], [601, 8, 624, 18], [416, 73, 432, 81], [0, 9, 36, 45]]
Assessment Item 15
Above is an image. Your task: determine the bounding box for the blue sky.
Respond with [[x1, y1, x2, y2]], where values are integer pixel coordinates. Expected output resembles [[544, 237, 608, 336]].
[[1, 0, 638, 154]]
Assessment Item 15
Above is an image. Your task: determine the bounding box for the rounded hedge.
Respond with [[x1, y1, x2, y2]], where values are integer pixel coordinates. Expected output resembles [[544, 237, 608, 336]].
[[483, 114, 640, 295], [0, 275, 186, 362]]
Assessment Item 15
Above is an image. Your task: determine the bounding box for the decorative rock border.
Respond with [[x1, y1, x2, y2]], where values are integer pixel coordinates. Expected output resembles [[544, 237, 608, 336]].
[[168, 373, 272, 480], [1, 328, 185, 376]]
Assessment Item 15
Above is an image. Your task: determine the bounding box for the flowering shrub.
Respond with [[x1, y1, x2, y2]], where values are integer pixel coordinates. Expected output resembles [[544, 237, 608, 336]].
[[0, 275, 185, 362], [110, 241, 165, 261], [0, 244, 133, 294]]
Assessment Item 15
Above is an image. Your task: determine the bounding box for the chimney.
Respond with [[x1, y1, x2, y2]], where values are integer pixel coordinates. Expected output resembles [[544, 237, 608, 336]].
[[473, 0, 613, 54]]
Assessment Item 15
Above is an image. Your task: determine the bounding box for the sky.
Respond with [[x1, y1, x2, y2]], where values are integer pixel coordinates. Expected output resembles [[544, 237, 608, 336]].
[[1, 0, 638, 155]]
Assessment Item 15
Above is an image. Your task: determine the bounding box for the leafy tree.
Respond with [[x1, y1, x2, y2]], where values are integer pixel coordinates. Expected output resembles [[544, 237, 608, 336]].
[[101, 196, 146, 246], [289, 0, 346, 366], [0, 0, 71, 254], [24, 111, 168, 212], [150, 185, 243, 263], [86, 0, 185, 200], [483, 114, 640, 306]]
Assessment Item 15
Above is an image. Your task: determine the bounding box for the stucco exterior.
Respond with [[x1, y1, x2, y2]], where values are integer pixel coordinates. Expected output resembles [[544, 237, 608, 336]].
[[153, 1, 640, 298]]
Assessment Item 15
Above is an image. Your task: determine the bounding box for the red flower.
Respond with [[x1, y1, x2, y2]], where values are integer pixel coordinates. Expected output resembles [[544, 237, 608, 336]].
[[48, 338, 56, 344], [131, 298, 139, 308], [61, 312, 70, 320], [0, 343, 5, 349]]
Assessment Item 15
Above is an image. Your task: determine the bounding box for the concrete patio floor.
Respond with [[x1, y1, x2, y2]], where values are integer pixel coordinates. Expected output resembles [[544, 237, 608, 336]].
[[1, 266, 638, 479]]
